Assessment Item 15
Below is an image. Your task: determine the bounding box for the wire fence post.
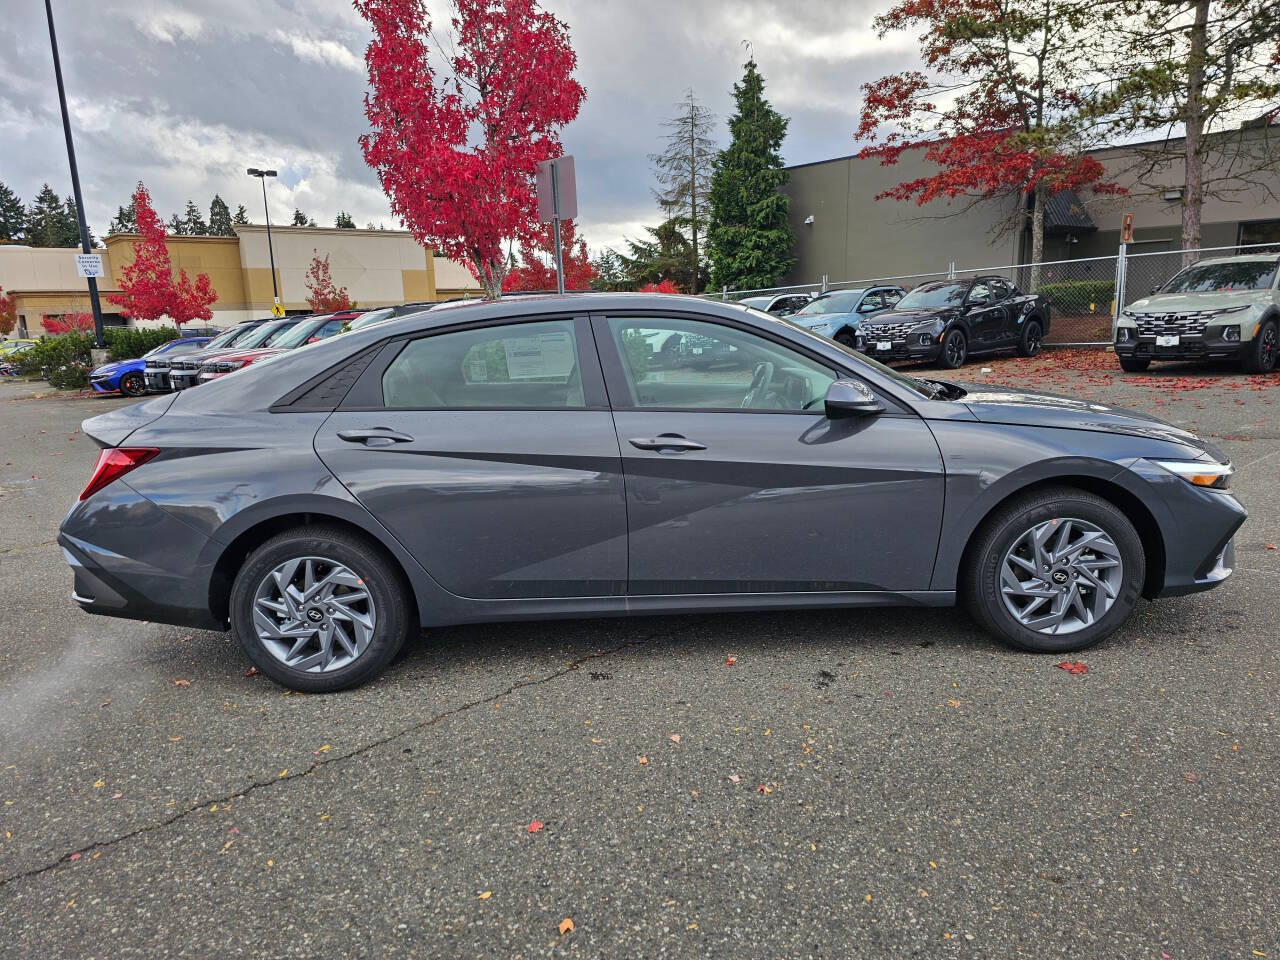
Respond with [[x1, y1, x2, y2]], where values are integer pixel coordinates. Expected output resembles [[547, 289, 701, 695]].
[[1111, 241, 1127, 342], [721, 285, 728, 301], [947, 260, 956, 279], [820, 274, 828, 294]]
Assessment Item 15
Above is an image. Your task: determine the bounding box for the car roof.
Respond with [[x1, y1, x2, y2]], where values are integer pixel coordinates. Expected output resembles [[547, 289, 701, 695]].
[[1188, 254, 1280, 265]]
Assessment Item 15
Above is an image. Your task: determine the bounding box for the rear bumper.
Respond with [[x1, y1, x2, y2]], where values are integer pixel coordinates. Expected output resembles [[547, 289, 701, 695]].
[[58, 484, 224, 631]]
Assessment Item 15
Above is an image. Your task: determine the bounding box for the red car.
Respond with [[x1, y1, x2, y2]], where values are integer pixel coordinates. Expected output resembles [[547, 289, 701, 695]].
[[197, 312, 360, 383]]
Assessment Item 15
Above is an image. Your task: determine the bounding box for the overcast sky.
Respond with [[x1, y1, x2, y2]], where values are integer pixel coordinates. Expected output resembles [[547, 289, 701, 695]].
[[1, 0, 909, 254]]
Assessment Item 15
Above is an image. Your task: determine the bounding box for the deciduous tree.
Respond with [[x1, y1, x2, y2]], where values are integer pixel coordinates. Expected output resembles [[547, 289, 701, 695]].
[[304, 251, 353, 312], [356, 0, 586, 299], [707, 58, 794, 291], [41, 312, 94, 334], [502, 219, 597, 291], [0, 286, 16, 335], [1086, 0, 1280, 260], [107, 183, 218, 326], [857, 0, 1122, 287], [651, 90, 716, 293]]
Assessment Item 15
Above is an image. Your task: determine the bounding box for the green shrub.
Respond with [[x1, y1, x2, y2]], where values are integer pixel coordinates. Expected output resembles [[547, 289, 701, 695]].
[[17, 331, 94, 385], [105, 326, 180, 361], [1037, 279, 1115, 314]]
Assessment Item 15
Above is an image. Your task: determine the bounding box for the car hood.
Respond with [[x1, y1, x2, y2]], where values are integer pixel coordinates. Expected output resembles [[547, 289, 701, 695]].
[[792, 312, 852, 327], [89, 360, 133, 377], [954, 383, 1223, 458], [864, 308, 956, 327], [1125, 290, 1268, 314]]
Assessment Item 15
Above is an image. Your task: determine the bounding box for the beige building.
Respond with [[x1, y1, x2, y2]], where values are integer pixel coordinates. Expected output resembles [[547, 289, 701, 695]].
[[782, 123, 1280, 285], [0, 225, 482, 337]]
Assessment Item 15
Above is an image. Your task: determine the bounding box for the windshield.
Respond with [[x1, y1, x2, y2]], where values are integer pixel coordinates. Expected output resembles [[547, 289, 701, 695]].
[[795, 290, 864, 316], [236, 320, 301, 349], [895, 281, 968, 310], [202, 326, 253, 350], [348, 308, 395, 331], [1161, 259, 1278, 293], [270, 320, 332, 349]]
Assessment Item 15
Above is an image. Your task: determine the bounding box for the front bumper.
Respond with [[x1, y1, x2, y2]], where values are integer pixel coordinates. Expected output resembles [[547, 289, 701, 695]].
[[1115, 332, 1246, 363], [858, 337, 941, 363], [89, 376, 118, 394], [143, 368, 170, 392], [169, 370, 200, 390]]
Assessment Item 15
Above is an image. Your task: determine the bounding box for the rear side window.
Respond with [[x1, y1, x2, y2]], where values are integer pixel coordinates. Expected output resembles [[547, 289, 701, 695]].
[[382, 319, 584, 409]]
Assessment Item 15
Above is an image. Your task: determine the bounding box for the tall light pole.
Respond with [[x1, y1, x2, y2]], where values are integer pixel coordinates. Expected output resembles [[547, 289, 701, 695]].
[[44, 0, 106, 349], [246, 168, 279, 312]]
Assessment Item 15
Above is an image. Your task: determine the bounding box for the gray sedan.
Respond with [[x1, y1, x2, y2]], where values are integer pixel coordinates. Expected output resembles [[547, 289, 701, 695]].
[[60, 293, 1245, 691]]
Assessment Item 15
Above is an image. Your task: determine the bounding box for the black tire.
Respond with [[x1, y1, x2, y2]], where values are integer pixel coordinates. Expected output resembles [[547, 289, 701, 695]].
[[937, 328, 967, 369], [834, 329, 858, 350], [119, 372, 145, 397], [1117, 355, 1151, 373], [230, 525, 413, 692], [962, 487, 1145, 655], [1016, 318, 1043, 357], [1242, 319, 1277, 374]]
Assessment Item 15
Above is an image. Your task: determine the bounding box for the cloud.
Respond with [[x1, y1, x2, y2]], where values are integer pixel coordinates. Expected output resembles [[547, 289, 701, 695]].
[[273, 31, 364, 73], [125, 3, 205, 43]]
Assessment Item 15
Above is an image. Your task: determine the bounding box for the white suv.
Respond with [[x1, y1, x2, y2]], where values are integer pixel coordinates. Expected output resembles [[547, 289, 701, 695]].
[[1114, 254, 1279, 373]]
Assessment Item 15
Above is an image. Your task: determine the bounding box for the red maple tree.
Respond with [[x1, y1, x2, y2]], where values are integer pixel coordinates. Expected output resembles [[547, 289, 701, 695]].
[[502, 219, 597, 292], [0, 286, 16, 336], [41, 312, 94, 334], [856, 0, 1123, 283], [638, 279, 680, 294], [356, 0, 585, 299], [107, 182, 217, 326], [304, 251, 354, 312]]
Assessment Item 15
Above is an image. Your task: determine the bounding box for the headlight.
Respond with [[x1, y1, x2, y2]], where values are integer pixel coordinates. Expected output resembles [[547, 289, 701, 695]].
[[1150, 458, 1232, 490]]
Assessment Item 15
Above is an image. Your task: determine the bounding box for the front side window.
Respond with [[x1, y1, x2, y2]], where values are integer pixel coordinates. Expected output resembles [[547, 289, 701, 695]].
[[607, 316, 835, 411], [382, 319, 584, 408], [968, 281, 994, 304], [1161, 259, 1279, 293], [858, 292, 885, 312]]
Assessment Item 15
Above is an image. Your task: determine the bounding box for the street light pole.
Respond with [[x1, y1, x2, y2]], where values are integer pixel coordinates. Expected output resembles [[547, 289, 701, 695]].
[[43, 0, 106, 349], [246, 168, 279, 312]]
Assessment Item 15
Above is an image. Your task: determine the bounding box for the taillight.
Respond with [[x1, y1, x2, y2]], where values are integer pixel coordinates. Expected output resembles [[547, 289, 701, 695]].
[[79, 447, 159, 501]]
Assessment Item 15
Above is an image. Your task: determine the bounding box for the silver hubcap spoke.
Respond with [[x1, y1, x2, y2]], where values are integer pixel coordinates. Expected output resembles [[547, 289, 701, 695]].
[[253, 555, 377, 673], [1000, 517, 1123, 636]]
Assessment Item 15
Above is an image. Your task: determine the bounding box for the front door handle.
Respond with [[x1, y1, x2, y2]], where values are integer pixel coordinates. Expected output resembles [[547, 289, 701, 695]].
[[337, 428, 415, 447], [628, 434, 707, 453]]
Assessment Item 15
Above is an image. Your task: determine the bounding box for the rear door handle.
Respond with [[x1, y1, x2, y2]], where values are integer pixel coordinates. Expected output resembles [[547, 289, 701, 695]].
[[337, 428, 415, 447], [628, 434, 707, 453]]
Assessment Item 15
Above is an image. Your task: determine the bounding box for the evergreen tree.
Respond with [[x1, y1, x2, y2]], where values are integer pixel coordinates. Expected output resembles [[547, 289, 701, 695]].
[[707, 58, 795, 291], [0, 181, 24, 243], [182, 200, 208, 235], [63, 198, 93, 247], [334, 210, 356, 229], [232, 204, 250, 226], [167, 213, 187, 236], [589, 248, 630, 291], [618, 219, 707, 292], [24, 184, 79, 247], [291, 208, 317, 227], [208, 195, 234, 236], [109, 199, 137, 234], [649, 91, 716, 293]]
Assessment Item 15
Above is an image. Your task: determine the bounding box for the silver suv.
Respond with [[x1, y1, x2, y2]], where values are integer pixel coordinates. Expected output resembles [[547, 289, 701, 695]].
[[1114, 254, 1279, 373]]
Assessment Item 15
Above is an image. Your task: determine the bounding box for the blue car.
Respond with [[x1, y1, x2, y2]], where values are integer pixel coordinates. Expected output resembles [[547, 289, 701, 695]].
[[788, 286, 906, 348], [89, 336, 213, 396]]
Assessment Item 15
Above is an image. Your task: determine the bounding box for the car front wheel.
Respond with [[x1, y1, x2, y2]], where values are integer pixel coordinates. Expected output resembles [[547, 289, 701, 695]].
[[1242, 319, 1277, 374], [963, 488, 1145, 654], [119, 372, 145, 397], [937, 328, 967, 369], [230, 525, 413, 692], [834, 330, 857, 350], [1016, 319, 1043, 357]]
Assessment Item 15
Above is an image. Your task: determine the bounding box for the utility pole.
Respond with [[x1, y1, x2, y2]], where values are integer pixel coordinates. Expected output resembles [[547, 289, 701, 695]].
[[44, 0, 106, 350]]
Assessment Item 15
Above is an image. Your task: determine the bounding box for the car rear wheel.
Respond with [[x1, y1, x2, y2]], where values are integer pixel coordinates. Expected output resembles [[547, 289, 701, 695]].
[[1242, 319, 1277, 374], [963, 488, 1145, 654], [937, 328, 967, 369], [1118, 355, 1151, 373], [1016, 319, 1043, 357], [230, 525, 413, 692], [119, 372, 145, 397]]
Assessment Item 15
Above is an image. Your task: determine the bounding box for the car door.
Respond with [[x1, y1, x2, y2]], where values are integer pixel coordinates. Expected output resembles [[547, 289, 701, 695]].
[[314, 315, 627, 600], [964, 280, 1006, 345], [989, 279, 1021, 342], [591, 311, 945, 595]]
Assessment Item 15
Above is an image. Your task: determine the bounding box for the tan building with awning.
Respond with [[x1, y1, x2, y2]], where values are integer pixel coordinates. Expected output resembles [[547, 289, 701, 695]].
[[0, 225, 482, 337]]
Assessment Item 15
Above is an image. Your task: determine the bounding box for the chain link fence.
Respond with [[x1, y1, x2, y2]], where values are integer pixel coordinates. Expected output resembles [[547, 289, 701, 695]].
[[713, 241, 1279, 347]]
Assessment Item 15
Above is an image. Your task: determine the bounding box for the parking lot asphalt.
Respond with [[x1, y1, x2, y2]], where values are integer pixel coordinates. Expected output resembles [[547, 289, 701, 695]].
[[1, 357, 1278, 959]]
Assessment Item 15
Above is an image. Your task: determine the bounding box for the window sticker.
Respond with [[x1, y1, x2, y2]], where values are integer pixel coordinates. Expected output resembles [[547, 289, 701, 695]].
[[502, 331, 575, 380]]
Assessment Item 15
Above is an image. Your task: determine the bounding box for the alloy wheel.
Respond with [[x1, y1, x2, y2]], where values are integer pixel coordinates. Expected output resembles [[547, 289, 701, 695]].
[[252, 556, 376, 672], [1263, 325, 1277, 370], [1025, 322, 1042, 355], [946, 332, 966, 367], [999, 517, 1123, 635]]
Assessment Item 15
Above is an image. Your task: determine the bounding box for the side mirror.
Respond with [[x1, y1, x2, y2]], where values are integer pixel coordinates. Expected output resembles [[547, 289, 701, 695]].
[[1150, 286, 1160, 296], [824, 379, 884, 418]]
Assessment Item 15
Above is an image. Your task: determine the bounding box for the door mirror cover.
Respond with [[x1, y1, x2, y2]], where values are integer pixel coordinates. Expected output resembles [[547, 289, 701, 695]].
[[824, 379, 884, 418]]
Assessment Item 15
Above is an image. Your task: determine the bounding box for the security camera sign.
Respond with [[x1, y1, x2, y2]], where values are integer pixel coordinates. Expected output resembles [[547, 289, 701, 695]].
[[75, 253, 104, 278]]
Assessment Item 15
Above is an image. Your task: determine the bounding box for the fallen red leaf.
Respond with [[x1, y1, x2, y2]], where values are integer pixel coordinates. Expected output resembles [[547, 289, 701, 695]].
[[245, 666, 260, 677], [725, 656, 736, 667], [527, 820, 543, 833], [1055, 660, 1088, 675]]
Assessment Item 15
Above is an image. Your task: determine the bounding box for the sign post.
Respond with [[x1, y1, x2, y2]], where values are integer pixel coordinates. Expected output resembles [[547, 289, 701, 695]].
[[536, 156, 577, 295]]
